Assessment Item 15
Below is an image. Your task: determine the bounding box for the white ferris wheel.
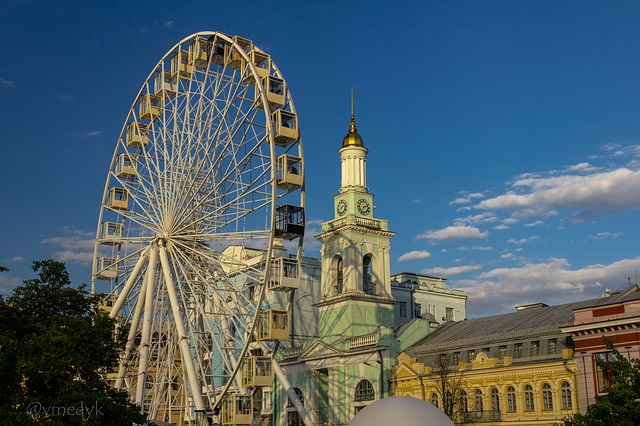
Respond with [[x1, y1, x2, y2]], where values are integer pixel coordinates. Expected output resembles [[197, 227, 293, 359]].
[[92, 32, 306, 425]]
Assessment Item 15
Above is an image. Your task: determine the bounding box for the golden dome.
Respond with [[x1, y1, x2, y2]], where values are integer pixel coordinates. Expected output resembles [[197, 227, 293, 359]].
[[341, 114, 365, 148]]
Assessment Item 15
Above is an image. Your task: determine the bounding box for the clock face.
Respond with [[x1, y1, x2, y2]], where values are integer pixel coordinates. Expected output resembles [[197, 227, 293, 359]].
[[337, 199, 347, 216], [357, 199, 371, 215]]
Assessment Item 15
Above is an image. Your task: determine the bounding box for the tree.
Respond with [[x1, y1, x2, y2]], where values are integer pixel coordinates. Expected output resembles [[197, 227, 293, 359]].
[[0, 260, 148, 425], [563, 339, 640, 426], [431, 352, 465, 422]]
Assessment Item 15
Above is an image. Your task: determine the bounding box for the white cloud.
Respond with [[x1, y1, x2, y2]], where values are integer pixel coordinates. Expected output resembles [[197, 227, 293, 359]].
[[59, 94, 75, 102], [476, 168, 640, 219], [0, 77, 15, 91], [164, 20, 174, 28], [398, 250, 431, 261], [524, 220, 543, 228], [3, 256, 24, 263], [417, 226, 488, 241], [456, 257, 640, 316], [449, 192, 484, 205], [421, 265, 482, 276], [457, 246, 492, 252], [589, 231, 623, 240], [41, 227, 94, 264], [506, 236, 539, 245], [454, 212, 499, 226]]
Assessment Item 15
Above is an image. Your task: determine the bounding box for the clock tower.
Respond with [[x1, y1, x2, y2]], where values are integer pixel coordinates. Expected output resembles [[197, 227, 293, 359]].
[[315, 97, 395, 338]]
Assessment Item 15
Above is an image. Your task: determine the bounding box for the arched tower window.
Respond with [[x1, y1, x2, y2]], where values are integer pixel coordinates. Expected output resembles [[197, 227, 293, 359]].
[[329, 255, 343, 295], [363, 255, 374, 294], [460, 390, 468, 413]]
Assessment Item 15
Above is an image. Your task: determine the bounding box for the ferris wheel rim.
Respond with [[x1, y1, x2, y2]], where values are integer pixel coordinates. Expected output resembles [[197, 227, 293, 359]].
[[91, 31, 305, 422]]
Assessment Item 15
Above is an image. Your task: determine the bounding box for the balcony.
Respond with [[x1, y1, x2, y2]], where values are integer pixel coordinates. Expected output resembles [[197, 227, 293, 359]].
[[463, 410, 501, 423]]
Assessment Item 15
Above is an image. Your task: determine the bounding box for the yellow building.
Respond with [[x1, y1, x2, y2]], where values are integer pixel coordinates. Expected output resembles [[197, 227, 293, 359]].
[[391, 301, 587, 425]]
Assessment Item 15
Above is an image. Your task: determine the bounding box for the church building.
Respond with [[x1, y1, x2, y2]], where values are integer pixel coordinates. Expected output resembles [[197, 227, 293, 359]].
[[272, 104, 441, 425]]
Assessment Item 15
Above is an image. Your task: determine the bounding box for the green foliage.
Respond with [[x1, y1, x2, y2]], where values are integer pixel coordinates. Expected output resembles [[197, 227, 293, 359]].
[[0, 260, 148, 425], [563, 339, 640, 426]]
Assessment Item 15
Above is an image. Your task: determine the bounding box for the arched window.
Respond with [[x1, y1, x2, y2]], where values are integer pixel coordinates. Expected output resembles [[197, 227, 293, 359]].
[[354, 379, 375, 402], [363, 255, 374, 294], [490, 388, 500, 412], [474, 389, 483, 412], [287, 387, 304, 426], [561, 381, 572, 410], [445, 392, 453, 414], [524, 385, 534, 412], [542, 383, 553, 411], [330, 255, 343, 295], [460, 391, 468, 413], [506, 386, 516, 412], [430, 393, 439, 408]]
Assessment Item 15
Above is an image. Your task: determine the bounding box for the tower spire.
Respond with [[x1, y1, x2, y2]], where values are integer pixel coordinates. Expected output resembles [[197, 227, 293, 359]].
[[350, 87, 357, 132]]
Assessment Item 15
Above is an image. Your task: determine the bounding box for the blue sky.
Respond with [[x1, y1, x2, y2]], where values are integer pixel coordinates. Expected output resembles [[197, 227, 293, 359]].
[[2, 0, 640, 316]]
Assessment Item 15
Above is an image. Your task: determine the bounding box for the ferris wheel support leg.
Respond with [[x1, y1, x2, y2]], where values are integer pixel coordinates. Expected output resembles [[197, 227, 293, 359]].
[[135, 246, 159, 408], [158, 242, 206, 413], [272, 359, 313, 426], [110, 246, 150, 319], [115, 276, 148, 389]]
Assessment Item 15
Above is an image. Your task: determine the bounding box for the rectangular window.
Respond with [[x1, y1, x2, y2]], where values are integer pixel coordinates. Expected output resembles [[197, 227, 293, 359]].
[[453, 352, 460, 365], [414, 303, 422, 318], [399, 302, 407, 317], [547, 338, 557, 355], [445, 307, 454, 321], [596, 352, 617, 392], [467, 349, 475, 363], [514, 343, 523, 359], [530, 341, 539, 357], [498, 345, 507, 359]]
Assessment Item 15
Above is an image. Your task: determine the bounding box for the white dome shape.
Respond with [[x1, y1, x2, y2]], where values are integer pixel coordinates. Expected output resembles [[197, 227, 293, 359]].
[[349, 396, 454, 426]]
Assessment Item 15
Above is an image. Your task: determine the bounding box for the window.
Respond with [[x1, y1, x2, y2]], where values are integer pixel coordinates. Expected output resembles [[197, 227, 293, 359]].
[[399, 302, 407, 318], [247, 284, 256, 302], [414, 303, 422, 317], [530, 341, 539, 357], [506, 387, 516, 412], [431, 393, 439, 408], [287, 387, 304, 407], [561, 382, 572, 409], [474, 390, 483, 412], [524, 385, 534, 412], [363, 255, 374, 294], [286, 388, 304, 426], [547, 338, 557, 355], [467, 349, 475, 363], [445, 307, 454, 321], [595, 352, 617, 392], [498, 345, 507, 359], [514, 343, 523, 359], [542, 383, 553, 411], [354, 379, 375, 402], [445, 392, 453, 413], [336, 257, 343, 293], [453, 352, 460, 365], [460, 391, 468, 413], [490, 388, 500, 412]]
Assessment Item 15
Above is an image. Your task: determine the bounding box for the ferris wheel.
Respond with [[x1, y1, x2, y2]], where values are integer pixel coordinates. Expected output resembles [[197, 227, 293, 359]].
[[92, 32, 305, 425]]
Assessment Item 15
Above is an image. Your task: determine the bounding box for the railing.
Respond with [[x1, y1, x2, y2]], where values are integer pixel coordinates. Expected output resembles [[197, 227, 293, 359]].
[[348, 332, 378, 349], [463, 410, 501, 423], [283, 346, 303, 359]]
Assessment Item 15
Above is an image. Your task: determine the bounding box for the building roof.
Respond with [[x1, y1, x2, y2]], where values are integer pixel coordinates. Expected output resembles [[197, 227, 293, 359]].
[[408, 286, 639, 354]]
